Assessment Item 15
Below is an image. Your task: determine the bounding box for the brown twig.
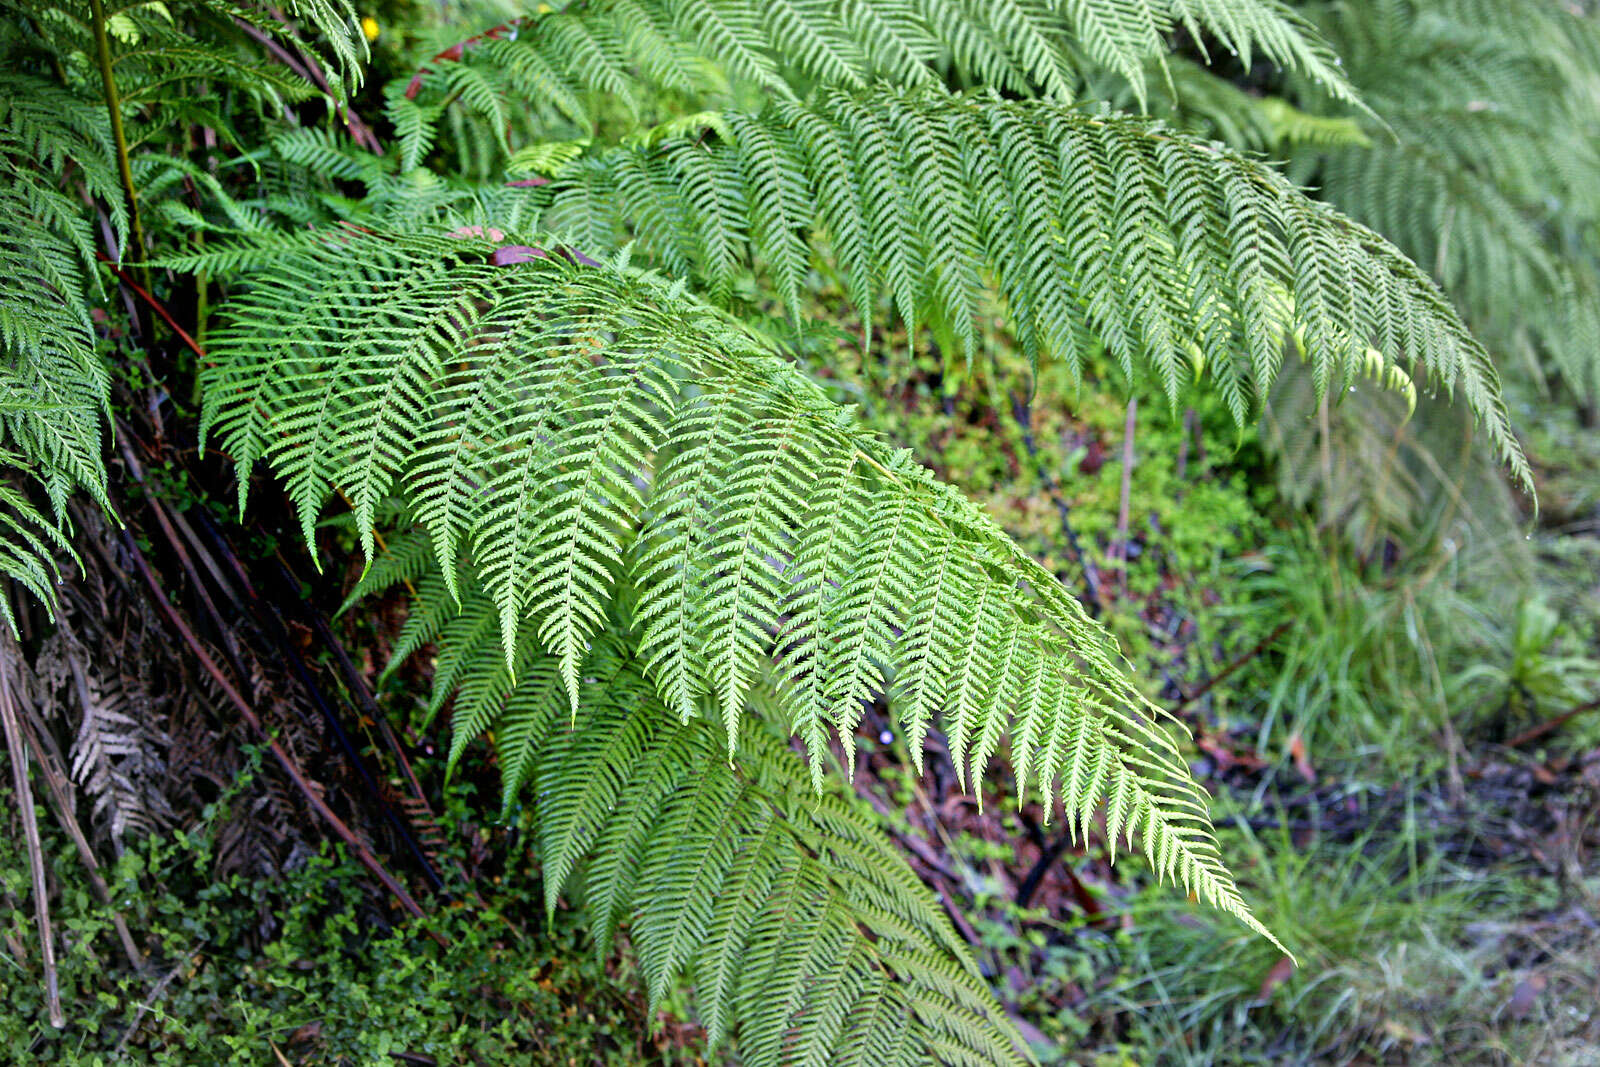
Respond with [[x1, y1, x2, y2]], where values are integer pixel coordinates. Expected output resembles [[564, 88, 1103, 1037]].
[[96, 254, 205, 360], [0, 648, 66, 1027], [1007, 391, 1104, 616], [113, 952, 191, 1052], [108, 280, 447, 892], [1503, 697, 1600, 750], [13, 704, 145, 972], [403, 19, 525, 100], [235, 15, 383, 153]]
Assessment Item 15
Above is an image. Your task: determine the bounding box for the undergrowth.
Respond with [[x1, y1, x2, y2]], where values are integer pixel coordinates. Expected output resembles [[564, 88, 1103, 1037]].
[[0, 748, 697, 1065]]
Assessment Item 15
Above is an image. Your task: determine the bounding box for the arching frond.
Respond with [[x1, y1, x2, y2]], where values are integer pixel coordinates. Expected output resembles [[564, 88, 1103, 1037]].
[[538, 88, 1527, 486], [3, 0, 364, 133], [202, 229, 1281, 948], [390, 0, 1358, 147], [351, 547, 1031, 1064]]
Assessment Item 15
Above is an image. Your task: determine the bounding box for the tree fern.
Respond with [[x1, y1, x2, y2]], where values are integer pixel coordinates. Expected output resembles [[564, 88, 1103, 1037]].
[[0, 0, 366, 632], [3, 0, 1566, 1058]]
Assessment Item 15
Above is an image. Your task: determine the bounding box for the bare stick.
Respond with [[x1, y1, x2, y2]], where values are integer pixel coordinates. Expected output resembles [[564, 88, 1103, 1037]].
[[1172, 620, 1293, 713], [0, 646, 65, 1027], [1112, 396, 1138, 593], [12, 704, 144, 972], [1504, 697, 1600, 750], [114, 953, 190, 1052]]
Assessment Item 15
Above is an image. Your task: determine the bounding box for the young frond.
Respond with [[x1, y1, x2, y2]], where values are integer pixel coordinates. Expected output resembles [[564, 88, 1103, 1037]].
[[202, 228, 1279, 948], [540, 88, 1528, 487]]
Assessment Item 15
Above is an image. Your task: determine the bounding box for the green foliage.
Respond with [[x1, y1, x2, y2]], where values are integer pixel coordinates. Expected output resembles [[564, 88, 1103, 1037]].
[[533, 86, 1524, 488], [1081, 815, 1491, 1065], [0, 0, 367, 630], [0, 771, 691, 1064], [202, 233, 1274, 960], [386, 0, 1359, 131], [355, 558, 1031, 1064], [0, 74, 118, 630], [5, 0, 1587, 1059]]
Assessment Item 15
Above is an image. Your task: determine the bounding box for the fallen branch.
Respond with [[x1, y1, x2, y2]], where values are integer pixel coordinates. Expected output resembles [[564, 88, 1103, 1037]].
[[113, 952, 191, 1053], [1111, 396, 1138, 595], [96, 254, 204, 359]]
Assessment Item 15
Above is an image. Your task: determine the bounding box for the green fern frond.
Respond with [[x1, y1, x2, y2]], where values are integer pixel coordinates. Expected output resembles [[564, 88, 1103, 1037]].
[[539, 88, 1527, 486], [6, 0, 364, 134], [389, 0, 1358, 155], [202, 228, 1281, 949], [346, 555, 1030, 1063], [0, 74, 116, 626]]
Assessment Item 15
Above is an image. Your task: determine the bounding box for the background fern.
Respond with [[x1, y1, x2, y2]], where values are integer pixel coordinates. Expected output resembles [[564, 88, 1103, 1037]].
[[386, 0, 1359, 136], [1296, 0, 1600, 403]]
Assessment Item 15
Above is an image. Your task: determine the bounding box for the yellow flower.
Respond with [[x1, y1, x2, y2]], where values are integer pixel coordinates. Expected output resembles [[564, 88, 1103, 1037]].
[[360, 15, 380, 41]]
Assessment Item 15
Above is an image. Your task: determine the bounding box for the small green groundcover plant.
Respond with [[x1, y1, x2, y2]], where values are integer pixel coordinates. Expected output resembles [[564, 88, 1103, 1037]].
[[0, 764, 697, 1064], [3, 0, 1574, 1061]]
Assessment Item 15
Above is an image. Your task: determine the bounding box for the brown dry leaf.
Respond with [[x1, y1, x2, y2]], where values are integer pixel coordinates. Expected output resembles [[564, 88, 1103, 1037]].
[[1257, 955, 1295, 1001]]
